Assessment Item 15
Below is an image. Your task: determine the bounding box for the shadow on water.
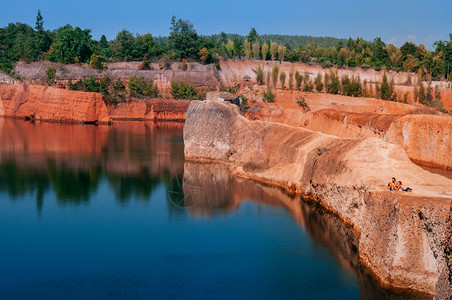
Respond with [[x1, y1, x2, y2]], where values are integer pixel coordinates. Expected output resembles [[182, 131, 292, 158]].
[[173, 162, 431, 300]]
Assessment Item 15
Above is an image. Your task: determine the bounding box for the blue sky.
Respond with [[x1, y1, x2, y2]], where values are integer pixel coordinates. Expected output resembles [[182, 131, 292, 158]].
[[2, 0, 451, 49]]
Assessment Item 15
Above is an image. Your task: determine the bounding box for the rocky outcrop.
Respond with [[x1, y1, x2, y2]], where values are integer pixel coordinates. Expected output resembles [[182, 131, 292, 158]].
[[0, 83, 111, 123], [0, 72, 16, 84], [246, 101, 452, 170], [14, 61, 219, 99], [386, 114, 452, 169], [184, 100, 452, 297], [110, 99, 190, 121]]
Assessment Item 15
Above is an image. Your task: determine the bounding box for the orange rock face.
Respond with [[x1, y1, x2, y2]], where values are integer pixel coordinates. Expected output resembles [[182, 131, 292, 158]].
[[0, 83, 111, 123], [245, 91, 452, 170], [110, 99, 190, 121]]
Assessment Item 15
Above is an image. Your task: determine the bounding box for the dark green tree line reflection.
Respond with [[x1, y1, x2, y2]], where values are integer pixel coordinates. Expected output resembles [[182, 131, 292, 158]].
[[0, 159, 176, 213]]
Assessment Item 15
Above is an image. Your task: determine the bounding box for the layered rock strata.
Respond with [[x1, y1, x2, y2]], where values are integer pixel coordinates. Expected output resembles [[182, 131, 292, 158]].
[[110, 99, 190, 121], [0, 83, 111, 123], [184, 100, 452, 297], [246, 103, 452, 170]]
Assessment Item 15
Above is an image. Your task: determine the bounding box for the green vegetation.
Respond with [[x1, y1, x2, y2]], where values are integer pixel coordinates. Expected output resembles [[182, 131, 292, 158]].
[[1, 10, 450, 81], [171, 81, 205, 100], [45, 67, 57, 86], [69, 76, 126, 105], [128, 76, 158, 98]]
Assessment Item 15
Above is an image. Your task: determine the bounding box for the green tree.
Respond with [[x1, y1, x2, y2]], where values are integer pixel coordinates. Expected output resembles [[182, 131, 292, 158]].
[[113, 29, 134, 60], [48, 25, 95, 64], [168, 16, 199, 60], [247, 27, 259, 44]]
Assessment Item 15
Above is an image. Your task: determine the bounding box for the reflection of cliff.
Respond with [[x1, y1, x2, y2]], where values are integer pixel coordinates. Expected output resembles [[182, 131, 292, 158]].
[[0, 120, 184, 207], [181, 162, 302, 220], [180, 161, 421, 299]]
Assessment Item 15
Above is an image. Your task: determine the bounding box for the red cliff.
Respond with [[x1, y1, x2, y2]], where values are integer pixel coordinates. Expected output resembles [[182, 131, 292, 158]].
[[0, 83, 111, 124]]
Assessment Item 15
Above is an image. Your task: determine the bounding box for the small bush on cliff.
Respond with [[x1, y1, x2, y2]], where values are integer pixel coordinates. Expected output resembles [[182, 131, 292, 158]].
[[295, 71, 302, 91], [240, 94, 249, 110], [89, 54, 107, 70], [128, 75, 159, 98], [253, 65, 264, 85], [171, 81, 205, 100], [68, 76, 124, 106], [45, 67, 57, 86]]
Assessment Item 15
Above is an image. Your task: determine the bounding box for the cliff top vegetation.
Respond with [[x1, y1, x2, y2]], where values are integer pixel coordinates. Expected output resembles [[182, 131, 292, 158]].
[[1, 11, 451, 82]]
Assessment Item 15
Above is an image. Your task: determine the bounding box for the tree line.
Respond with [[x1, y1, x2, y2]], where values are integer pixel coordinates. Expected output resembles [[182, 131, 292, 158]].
[[0, 11, 451, 81]]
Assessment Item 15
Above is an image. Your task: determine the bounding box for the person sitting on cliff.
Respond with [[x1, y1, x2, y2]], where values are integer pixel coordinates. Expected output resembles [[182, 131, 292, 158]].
[[388, 177, 397, 191], [398, 181, 412, 192]]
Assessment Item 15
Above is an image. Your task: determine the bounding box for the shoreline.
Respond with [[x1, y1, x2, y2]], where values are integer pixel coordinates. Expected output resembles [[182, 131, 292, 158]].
[[183, 100, 452, 297]]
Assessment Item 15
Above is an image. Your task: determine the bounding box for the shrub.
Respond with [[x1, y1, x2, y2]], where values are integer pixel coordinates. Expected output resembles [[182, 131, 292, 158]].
[[263, 89, 275, 102], [297, 97, 310, 111], [314, 74, 323, 92], [68, 76, 123, 106], [128, 76, 158, 98], [89, 54, 107, 70], [288, 72, 294, 91], [253, 65, 264, 85], [240, 94, 249, 110], [139, 54, 150, 70], [45, 67, 57, 86], [272, 64, 279, 88], [321, 60, 333, 68], [279, 72, 286, 90], [295, 71, 302, 91], [171, 81, 205, 100]]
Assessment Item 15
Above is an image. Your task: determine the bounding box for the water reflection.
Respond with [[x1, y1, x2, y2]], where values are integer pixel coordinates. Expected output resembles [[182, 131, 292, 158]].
[[0, 119, 184, 210], [0, 119, 429, 299], [178, 162, 429, 300]]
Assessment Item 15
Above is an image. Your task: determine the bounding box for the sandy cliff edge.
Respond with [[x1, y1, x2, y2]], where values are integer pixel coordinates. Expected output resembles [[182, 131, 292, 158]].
[[183, 100, 452, 297]]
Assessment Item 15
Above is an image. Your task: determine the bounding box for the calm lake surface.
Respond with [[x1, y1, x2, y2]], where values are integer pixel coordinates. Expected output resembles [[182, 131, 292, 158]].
[[0, 119, 416, 299]]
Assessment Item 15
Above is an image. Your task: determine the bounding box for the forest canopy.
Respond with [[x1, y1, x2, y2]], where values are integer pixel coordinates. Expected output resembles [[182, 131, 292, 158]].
[[0, 11, 451, 81]]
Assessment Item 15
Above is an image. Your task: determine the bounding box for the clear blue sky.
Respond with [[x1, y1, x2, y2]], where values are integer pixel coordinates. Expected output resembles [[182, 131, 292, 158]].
[[2, 0, 451, 49]]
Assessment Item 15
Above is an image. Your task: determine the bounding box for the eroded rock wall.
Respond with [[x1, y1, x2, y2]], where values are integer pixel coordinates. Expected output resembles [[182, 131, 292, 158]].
[[183, 100, 452, 297], [110, 99, 190, 121], [246, 102, 452, 170], [0, 83, 111, 123]]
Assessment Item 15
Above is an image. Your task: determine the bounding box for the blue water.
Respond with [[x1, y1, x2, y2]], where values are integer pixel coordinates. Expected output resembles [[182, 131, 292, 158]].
[[0, 120, 402, 299]]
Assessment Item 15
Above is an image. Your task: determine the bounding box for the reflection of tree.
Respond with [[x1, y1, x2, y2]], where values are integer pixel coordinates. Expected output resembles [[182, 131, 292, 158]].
[[46, 160, 101, 204], [107, 168, 164, 203], [0, 161, 49, 215]]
